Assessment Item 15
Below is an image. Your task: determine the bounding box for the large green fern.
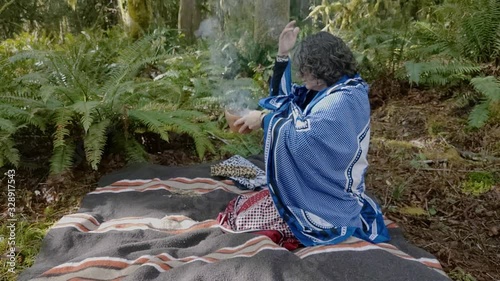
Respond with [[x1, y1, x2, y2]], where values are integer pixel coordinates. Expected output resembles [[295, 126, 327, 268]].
[[409, 0, 500, 63], [461, 0, 500, 62], [468, 76, 500, 127], [1, 30, 228, 173], [50, 142, 76, 174], [84, 119, 111, 170], [405, 61, 481, 86], [129, 109, 214, 159], [0, 134, 20, 168]]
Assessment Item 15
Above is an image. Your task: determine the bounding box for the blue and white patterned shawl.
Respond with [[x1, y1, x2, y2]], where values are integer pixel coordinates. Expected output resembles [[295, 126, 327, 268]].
[[259, 61, 390, 246]]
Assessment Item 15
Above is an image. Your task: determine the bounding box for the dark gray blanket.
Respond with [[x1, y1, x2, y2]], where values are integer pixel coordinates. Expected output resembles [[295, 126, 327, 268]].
[[20, 156, 450, 281]]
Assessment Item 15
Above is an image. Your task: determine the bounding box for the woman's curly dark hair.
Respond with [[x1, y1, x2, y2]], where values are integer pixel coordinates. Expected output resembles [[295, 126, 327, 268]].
[[292, 32, 358, 86]]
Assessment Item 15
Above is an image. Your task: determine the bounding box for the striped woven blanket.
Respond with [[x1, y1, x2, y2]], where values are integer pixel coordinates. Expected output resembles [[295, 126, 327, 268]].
[[19, 157, 450, 281]]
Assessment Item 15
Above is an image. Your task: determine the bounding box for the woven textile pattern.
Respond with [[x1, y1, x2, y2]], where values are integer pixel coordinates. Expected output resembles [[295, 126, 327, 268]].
[[259, 62, 390, 246]]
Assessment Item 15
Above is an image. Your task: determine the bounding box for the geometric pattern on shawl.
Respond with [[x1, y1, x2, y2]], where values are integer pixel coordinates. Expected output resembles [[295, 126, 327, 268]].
[[259, 62, 390, 246]]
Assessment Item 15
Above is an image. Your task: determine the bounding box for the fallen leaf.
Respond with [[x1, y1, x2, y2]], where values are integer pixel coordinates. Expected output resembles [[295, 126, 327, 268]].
[[398, 206, 427, 216]]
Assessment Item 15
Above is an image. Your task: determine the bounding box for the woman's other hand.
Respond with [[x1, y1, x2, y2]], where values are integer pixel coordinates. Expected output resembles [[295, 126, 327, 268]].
[[234, 110, 264, 133], [278, 21, 300, 56]]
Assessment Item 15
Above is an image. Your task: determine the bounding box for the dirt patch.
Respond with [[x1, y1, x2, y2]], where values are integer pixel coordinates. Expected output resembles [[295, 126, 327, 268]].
[[366, 90, 500, 281]]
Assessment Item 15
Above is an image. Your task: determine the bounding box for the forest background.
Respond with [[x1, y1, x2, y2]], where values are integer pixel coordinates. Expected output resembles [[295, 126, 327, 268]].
[[0, 0, 499, 280]]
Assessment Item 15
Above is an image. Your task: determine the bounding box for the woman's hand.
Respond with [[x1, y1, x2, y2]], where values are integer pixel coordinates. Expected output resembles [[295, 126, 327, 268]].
[[233, 110, 264, 133], [278, 21, 300, 56]]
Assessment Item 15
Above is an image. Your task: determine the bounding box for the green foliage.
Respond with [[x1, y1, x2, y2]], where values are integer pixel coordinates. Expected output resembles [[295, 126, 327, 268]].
[[468, 76, 500, 127], [409, 0, 500, 63], [0, 219, 54, 280], [215, 132, 264, 158], [150, 0, 181, 28], [460, 0, 500, 63], [0, 0, 119, 40], [448, 267, 477, 281], [467, 103, 490, 129], [404, 5, 500, 127], [470, 76, 500, 102], [405, 61, 481, 86], [0, 29, 231, 174], [461, 171, 496, 196], [308, 0, 420, 33], [307, 0, 500, 127], [0, 1, 374, 176], [206, 0, 276, 79], [391, 182, 408, 202], [203, 33, 275, 81], [121, 137, 150, 164], [0, 137, 20, 168], [307, 0, 421, 80], [50, 143, 76, 175], [0, 0, 36, 39]]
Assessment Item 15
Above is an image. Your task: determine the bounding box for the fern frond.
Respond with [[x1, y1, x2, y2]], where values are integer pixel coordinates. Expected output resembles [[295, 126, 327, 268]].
[[44, 84, 81, 104], [119, 80, 182, 106], [100, 64, 129, 101], [158, 115, 213, 159], [405, 61, 423, 85], [71, 101, 100, 132], [102, 80, 136, 106], [0, 117, 16, 133], [127, 54, 172, 78], [100, 64, 158, 105], [116, 33, 160, 65], [192, 132, 215, 159], [39, 84, 57, 104], [405, 60, 481, 85], [0, 95, 45, 107], [124, 137, 149, 163], [53, 109, 74, 148], [461, 0, 500, 62], [432, 62, 482, 76], [84, 119, 110, 170], [128, 110, 171, 142], [468, 102, 490, 128], [138, 102, 178, 112], [99, 34, 163, 93], [188, 96, 224, 110], [408, 21, 457, 58], [168, 109, 207, 119], [0, 138, 20, 167], [216, 132, 263, 157], [50, 142, 75, 174], [422, 74, 452, 86], [0, 103, 46, 130], [495, 29, 500, 57], [129, 109, 213, 158], [470, 76, 500, 102], [15, 72, 49, 85], [8, 50, 51, 64]]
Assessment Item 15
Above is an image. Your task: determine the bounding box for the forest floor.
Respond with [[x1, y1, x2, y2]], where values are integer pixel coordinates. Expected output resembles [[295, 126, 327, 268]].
[[367, 81, 499, 281], [1, 84, 499, 281]]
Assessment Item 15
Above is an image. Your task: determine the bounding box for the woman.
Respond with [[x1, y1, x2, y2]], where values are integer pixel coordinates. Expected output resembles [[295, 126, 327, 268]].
[[223, 21, 390, 247]]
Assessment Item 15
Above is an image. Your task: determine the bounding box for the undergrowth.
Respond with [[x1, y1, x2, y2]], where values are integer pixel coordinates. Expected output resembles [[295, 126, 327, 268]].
[[0, 27, 267, 174]]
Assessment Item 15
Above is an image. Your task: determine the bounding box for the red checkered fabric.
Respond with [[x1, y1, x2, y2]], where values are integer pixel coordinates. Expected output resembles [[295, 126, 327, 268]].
[[217, 188, 300, 250]]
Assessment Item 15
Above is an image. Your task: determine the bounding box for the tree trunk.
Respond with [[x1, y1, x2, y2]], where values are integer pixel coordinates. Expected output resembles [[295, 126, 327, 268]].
[[254, 0, 290, 45], [117, 0, 152, 39], [215, 0, 254, 38], [128, 0, 152, 38], [178, 0, 202, 43]]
